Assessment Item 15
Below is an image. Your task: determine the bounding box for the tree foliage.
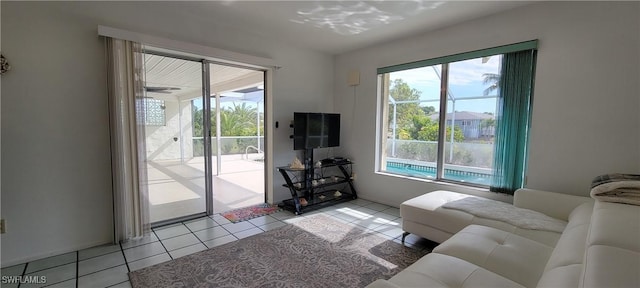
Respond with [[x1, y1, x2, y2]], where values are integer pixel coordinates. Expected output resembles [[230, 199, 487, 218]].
[[192, 102, 262, 137], [480, 117, 496, 139], [482, 73, 500, 96], [410, 114, 464, 142], [389, 79, 462, 142], [389, 78, 424, 132]]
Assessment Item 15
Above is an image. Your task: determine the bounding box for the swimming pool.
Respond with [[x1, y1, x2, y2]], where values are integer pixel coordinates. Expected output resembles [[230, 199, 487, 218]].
[[385, 162, 492, 186]]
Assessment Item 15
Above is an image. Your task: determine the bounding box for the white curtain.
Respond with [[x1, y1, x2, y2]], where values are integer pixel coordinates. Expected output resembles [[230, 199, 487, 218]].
[[105, 37, 150, 241]]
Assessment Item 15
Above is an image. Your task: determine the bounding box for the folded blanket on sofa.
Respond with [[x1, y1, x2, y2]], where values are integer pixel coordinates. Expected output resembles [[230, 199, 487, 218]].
[[442, 196, 567, 233], [590, 174, 640, 206]]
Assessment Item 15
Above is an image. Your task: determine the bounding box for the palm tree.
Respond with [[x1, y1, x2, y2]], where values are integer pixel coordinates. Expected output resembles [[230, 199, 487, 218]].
[[228, 102, 257, 126], [482, 73, 501, 96], [480, 118, 496, 140], [219, 103, 257, 136]]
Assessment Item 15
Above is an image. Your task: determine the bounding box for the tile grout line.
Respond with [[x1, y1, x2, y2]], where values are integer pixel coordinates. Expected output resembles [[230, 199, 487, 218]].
[[74, 260, 130, 283], [122, 232, 186, 267], [203, 216, 238, 246], [119, 241, 131, 273], [121, 232, 173, 270], [75, 251, 79, 288], [153, 231, 192, 242], [19, 259, 77, 276], [16, 262, 27, 288], [153, 230, 174, 261], [77, 244, 127, 262], [181, 220, 210, 251]]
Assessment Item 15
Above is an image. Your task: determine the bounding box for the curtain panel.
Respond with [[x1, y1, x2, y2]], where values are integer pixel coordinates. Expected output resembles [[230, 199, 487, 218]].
[[105, 37, 150, 241], [490, 49, 537, 194]]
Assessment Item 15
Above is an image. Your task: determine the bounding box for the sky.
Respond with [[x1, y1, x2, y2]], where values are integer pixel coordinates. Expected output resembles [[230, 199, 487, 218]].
[[389, 55, 501, 114], [191, 56, 499, 115], [192, 90, 264, 112]]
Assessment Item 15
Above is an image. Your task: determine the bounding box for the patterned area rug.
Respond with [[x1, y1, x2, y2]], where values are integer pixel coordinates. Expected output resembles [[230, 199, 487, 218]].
[[221, 203, 281, 223], [129, 215, 429, 288]]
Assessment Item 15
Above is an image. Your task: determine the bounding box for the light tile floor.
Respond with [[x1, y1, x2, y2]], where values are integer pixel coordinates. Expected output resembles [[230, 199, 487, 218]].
[[1, 199, 436, 288]]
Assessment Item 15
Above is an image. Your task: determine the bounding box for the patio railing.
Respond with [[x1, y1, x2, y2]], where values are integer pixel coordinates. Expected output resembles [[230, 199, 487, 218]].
[[193, 136, 264, 156]]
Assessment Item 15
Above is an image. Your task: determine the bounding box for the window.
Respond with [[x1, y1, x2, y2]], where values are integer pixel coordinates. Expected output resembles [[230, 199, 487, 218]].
[[142, 98, 166, 126], [377, 41, 537, 193]]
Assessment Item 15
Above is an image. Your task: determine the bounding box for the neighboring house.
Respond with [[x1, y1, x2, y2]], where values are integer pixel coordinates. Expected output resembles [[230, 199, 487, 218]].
[[430, 111, 495, 139]]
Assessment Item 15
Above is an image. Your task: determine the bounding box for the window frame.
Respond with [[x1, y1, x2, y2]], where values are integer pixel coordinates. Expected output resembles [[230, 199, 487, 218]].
[[375, 40, 538, 189]]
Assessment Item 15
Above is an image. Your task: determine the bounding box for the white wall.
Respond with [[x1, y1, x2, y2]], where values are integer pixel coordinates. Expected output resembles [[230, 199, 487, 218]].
[[1, 1, 334, 266], [334, 1, 640, 206], [145, 100, 194, 161], [637, 3, 640, 172]]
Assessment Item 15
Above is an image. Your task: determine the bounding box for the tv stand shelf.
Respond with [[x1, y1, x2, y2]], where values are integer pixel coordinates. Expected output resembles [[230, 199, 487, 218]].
[[277, 159, 357, 215]]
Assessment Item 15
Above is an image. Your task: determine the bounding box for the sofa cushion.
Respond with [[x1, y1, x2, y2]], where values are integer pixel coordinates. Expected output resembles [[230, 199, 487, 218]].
[[401, 191, 562, 246], [581, 201, 640, 288], [388, 253, 525, 288], [537, 202, 594, 288], [513, 188, 594, 221], [433, 225, 553, 288]]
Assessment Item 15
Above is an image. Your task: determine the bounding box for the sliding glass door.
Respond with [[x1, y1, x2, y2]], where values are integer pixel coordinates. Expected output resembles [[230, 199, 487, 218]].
[[143, 54, 207, 223], [142, 52, 267, 224], [209, 63, 265, 213]]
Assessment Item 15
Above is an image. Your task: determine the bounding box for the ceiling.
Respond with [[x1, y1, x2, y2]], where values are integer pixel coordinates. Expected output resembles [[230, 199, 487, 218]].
[[144, 54, 264, 102], [185, 1, 532, 54], [142, 1, 532, 101]]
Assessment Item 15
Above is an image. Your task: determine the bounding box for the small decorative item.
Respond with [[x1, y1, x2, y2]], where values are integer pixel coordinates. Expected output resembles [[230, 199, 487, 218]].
[[290, 157, 304, 169], [334, 190, 342, 197], [332, 175, 338, 182], [312, 180, 318, 186], [315, 160, 322, 168], [318, 178, 326, 184], [293, 183, 302, 189], [0, 54, 10, 75], [300, 198, 308, 206], [318, 195, 326, 200]]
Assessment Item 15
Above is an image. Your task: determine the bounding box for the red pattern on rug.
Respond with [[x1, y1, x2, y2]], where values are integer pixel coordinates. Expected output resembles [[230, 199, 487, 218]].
[[221, 203, 281, 223]]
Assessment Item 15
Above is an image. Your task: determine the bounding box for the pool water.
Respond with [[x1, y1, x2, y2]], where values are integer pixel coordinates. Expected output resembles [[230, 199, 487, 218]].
[[385, 164, 492, 186]]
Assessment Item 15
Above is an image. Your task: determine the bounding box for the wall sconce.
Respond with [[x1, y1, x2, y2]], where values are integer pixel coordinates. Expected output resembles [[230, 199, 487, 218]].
[[0, 54, 10, 75]]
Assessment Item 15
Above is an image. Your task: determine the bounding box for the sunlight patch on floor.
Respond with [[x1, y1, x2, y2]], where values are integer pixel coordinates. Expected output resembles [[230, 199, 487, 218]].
[[149, 184, 202, 205]]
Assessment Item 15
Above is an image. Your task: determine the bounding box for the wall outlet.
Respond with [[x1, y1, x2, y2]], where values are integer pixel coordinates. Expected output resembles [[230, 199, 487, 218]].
[[1, 219, 5, 234]]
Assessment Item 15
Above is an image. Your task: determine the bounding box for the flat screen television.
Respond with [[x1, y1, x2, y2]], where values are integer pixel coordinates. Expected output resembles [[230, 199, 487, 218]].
[[293, 112, 340, 150]]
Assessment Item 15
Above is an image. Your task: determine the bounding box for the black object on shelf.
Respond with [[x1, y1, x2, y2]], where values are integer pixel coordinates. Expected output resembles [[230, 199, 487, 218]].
[[277, 149, 357, 215]]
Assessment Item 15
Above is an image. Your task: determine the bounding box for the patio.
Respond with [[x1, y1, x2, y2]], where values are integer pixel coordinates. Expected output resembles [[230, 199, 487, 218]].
[[146, 155, 265, 223]]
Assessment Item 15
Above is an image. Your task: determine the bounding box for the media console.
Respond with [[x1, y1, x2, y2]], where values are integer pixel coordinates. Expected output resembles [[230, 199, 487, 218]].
[[277, 149, 357, 215]]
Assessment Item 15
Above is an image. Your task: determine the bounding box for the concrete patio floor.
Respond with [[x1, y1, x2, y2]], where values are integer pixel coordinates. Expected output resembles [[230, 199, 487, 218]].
[[146, 155, 265, 223]]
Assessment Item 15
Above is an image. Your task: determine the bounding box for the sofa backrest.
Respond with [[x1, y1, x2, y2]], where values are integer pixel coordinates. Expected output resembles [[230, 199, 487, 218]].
[[536, 202, 593, 288], [514, 189, 593, 221], [580, 201, 640, 288]]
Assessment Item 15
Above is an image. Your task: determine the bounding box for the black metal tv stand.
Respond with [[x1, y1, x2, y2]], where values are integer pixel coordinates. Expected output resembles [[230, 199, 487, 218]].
[[277, 149, 357, 215]]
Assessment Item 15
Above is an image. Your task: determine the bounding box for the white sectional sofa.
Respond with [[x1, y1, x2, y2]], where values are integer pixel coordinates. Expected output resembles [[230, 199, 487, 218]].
[[367, 189, 640, 288]]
